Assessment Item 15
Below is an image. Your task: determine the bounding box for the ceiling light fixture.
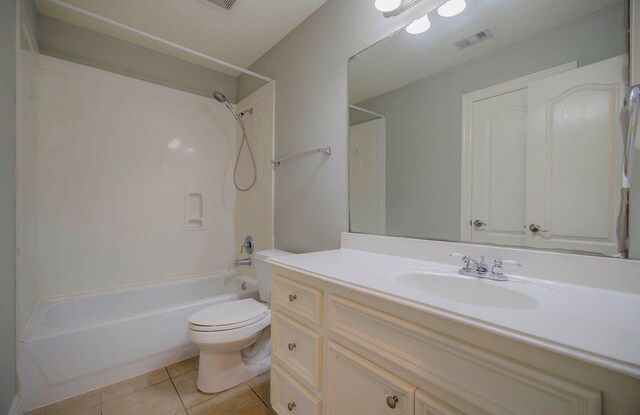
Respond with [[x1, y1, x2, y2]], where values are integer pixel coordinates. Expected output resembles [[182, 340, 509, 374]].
[[375, 0, 402, 12], [406, 13, 431, 34], [437, 0, 466, 17]]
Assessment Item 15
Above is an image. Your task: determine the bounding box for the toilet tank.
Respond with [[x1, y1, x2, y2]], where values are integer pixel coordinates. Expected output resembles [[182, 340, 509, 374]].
[[254, 249, 293, 303]]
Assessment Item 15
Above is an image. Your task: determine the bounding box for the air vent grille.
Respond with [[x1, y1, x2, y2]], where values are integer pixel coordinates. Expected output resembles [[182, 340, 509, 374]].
[[207, 0, 238, 11], [383, 0, 423, 17], [454, 29, 494, 50]]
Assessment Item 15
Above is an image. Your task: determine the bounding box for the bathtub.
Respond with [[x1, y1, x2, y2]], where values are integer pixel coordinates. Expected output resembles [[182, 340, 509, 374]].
[[21, 272, 258, 411]]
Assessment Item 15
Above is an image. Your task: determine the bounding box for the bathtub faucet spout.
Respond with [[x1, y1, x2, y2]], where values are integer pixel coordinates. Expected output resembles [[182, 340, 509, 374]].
[[235, 258, 251, 266]]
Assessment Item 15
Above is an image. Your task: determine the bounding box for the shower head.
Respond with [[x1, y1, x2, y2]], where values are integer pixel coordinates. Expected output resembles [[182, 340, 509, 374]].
[[212, 91, 227, 103], [212, 90, 241, 121]]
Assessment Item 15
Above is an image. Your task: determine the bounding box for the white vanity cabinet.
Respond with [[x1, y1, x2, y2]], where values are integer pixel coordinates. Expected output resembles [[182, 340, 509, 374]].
[[270, 264, 640, 415]]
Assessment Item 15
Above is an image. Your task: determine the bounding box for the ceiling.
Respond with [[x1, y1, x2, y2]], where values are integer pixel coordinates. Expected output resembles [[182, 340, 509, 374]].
[[35, 0, 328, 77], [350, 0, 623, 103]]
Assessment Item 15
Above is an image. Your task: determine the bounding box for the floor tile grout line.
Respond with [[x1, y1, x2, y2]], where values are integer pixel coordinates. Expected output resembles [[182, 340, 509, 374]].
[[248, 383, 273, 412], [168, 369, 188, 412], [100, 369, 171, 405]]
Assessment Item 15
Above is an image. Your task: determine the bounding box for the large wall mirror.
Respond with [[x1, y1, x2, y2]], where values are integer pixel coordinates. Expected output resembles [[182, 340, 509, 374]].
[[348, 0, 635, 258]]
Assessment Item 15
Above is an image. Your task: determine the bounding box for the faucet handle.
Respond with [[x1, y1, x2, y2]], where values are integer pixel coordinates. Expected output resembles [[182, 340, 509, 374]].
[[450, 253, 472, 270]]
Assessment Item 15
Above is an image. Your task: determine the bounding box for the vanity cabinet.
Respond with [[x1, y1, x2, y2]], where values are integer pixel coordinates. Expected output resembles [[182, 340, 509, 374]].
[[270, 265, 640, 415]]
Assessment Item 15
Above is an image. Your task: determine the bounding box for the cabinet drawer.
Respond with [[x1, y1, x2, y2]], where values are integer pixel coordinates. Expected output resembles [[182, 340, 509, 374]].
[[271, 363, 321, 415], [272, 274, 322, 326], [329, 295, 601, 415], [272, 312, 322, 391], [327, 341, 416, 415]]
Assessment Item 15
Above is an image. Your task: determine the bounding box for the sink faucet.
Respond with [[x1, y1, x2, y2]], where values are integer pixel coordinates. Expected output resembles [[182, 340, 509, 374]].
[[450, 253, 521, 281]]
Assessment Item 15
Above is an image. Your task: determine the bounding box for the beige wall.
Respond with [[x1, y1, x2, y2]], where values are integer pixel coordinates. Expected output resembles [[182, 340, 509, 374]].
[[240, 0, 446, 253], [19, 56, 239, 299], [37, 14, 238, 102]]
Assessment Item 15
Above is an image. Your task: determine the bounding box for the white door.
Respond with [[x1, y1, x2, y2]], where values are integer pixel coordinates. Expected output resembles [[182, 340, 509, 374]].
[[526, 56, 624, 255], [349, 118, 386, 234], [470, 88, 528, 246]]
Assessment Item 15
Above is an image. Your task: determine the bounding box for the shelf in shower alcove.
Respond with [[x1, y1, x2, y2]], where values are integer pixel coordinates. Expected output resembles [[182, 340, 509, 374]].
[[185, 192, 205, 230]]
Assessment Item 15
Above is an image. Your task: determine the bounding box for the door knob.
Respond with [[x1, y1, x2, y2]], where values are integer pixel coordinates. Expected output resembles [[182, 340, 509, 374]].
[[288, 294, 297, 302], [472, 219, 486, 228], [288, 342, 296, 351], [529, 224, 548, 233], [287, 401, 296, 411]]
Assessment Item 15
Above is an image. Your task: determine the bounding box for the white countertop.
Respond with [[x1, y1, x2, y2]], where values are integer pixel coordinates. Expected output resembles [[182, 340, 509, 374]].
[[268, 248, 640, 379]]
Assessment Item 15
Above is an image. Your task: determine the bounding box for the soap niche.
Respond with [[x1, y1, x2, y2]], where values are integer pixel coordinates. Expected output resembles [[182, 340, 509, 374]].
[[185, 191, 206, 230]]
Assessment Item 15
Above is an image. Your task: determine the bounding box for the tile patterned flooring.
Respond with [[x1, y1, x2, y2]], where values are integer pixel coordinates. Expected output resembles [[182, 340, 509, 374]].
[[26, 356, 275, 415]]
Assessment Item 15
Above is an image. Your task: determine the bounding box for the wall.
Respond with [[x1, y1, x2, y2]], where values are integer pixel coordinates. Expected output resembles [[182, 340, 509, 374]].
[[37, 15, 238, 102], [19, 55, 238, 299], [0, 0, 17, 412], [239, 0, 448, 253], [356, 4, 626, 240]]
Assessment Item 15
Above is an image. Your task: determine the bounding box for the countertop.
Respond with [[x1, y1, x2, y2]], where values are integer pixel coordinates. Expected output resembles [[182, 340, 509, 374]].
[[268, 248, 640, 379]]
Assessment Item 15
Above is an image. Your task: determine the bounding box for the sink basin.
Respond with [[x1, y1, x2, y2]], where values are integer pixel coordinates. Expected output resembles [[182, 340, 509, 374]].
[[395, 272, 539, 309]]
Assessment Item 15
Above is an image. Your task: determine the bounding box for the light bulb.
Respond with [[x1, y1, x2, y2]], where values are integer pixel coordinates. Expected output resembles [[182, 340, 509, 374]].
[[406, 14, 431, 34], [374, 0, 402, 12], [438, 0, 466, 17]]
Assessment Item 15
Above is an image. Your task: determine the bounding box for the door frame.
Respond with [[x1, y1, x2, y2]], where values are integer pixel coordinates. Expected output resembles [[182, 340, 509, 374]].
[[348, 117, 386, 234], [459, 62, 577, 241]]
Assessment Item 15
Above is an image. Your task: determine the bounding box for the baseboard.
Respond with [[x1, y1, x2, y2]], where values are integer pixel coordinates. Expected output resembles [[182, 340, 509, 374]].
[[8, 395, 21, 415]]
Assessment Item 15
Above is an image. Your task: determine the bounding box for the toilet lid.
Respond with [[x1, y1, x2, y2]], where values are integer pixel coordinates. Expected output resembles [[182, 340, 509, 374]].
[[188, 298, 267, 329]]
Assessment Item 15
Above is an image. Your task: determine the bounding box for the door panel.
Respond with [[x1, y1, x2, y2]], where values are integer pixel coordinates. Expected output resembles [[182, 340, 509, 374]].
[[526, 56, 624, 254], [471, 89, 527, 246]]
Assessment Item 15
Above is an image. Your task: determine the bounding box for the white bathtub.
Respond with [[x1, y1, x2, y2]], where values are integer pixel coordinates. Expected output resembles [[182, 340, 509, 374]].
[[22, 272, 258, 411]]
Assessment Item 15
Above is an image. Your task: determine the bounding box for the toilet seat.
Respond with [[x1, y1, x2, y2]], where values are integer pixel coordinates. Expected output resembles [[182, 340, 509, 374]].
[[188, 298, 268, 332]]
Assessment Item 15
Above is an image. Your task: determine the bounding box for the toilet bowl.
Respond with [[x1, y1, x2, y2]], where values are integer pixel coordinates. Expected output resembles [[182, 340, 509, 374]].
[[187, 249, 292, 393]]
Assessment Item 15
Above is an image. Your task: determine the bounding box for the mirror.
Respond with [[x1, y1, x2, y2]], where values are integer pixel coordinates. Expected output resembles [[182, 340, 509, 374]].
[[348, 0, 631, 257]]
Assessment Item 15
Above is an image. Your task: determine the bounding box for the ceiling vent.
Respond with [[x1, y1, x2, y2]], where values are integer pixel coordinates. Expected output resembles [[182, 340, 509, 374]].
[[383, 0, 423, 17], [206, 0, 239, 11], [454, 29, 494, 50]]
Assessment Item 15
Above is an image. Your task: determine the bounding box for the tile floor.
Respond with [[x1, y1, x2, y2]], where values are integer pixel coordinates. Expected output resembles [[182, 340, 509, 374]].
[[25, 356, 275, 415]]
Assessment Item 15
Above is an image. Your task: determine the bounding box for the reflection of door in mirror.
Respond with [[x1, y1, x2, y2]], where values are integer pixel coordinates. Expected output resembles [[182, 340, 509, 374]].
[[462, 57, 624, 255], [526, 56, 624, 255], [349, 118, 386, 234], [469, 87, 527, 247]]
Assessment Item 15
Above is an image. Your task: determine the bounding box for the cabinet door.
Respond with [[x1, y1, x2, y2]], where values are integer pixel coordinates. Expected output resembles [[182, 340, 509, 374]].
[[327, 342, 415, 415], [526, 56, 624, 255], [415, 389, 494, 415], [470, 88, 528, 246]]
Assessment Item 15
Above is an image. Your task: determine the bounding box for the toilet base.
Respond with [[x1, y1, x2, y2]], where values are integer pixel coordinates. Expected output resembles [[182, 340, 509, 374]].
[[196, 327, 272, 393]]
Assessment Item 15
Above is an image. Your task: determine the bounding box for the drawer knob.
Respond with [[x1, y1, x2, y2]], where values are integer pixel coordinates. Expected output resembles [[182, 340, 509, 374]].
[[288, 294, 297, 302], [287, 401, 296, 411], [386, 395, 399, 409], [288, 342, 297, 351]]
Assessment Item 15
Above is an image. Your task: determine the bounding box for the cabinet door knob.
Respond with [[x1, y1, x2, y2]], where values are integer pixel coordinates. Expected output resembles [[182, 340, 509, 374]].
[[386, 395, 399, 409], [288, 342, 296, 351], [288, 294, 297, 302], [287, 401, 296, 411]]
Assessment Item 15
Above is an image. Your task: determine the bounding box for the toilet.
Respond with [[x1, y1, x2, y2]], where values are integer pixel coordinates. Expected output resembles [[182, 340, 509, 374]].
[[187, 249, 292, 393]]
